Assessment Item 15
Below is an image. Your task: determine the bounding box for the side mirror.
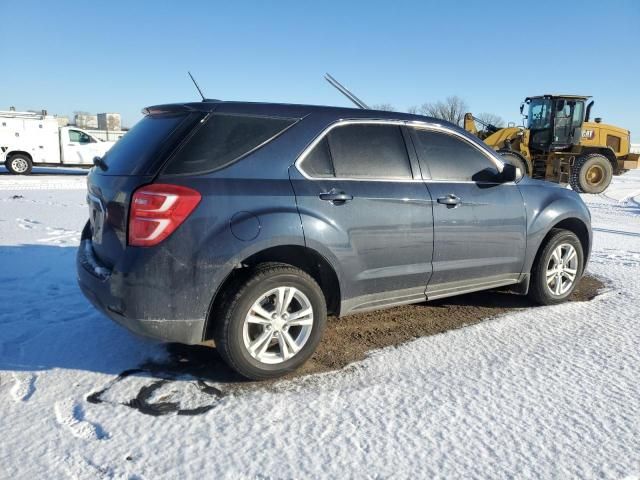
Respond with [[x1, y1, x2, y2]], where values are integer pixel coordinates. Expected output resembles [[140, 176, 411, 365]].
[[499, 163, 521, 183]]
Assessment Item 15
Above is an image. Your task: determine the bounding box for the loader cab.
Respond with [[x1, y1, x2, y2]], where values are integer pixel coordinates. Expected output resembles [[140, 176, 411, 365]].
[[523, 95, 588, 152]]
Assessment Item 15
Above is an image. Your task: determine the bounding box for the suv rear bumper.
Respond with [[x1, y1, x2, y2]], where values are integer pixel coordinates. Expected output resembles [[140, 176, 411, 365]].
[[76, 238, 206, 345]]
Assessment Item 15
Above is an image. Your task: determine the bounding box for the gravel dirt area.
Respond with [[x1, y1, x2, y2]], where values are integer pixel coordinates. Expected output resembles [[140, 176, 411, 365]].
[[302, 274, 604, 376], [160, 274, 605, 385]]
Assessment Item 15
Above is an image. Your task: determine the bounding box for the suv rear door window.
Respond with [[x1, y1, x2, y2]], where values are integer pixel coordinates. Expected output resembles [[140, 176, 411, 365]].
[[301, 137, 335, 178], [326, 124, 412, 179], [411, 129, 499, 181], [164, 114, 296, 175]]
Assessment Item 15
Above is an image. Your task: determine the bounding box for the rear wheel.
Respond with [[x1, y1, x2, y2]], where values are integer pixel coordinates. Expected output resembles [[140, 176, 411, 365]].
[[498, 150, 530, 176], [213, 263, 327, 380], [528, 229, 584, 305], [6, 154, 33, 175], [570, 153, 613, 194]]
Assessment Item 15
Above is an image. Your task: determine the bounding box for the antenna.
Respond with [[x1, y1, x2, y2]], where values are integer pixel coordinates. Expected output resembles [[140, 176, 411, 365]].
[[324, 73, 369, 109], [188, 71, 206, 101]]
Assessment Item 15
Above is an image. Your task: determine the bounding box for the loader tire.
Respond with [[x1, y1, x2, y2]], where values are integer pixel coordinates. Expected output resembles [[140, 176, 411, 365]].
[[6, 154, 33, 175], [498, 150, 530, 177], [570, 153, 612, 194]]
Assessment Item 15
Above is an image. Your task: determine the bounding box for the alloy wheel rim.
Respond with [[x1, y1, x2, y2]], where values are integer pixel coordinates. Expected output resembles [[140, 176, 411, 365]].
[[242, 286, 314, 364], [546, 243, 578, 296], [12, 158, 28, 173]]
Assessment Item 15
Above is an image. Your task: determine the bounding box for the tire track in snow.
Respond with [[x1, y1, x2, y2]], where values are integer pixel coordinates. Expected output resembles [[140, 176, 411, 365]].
[[590, 247, 640, 267], [54, 399, 109, 441], [0, 178, 87, 191], [60, 453, 134, 480], [10, 373, 36, 402], [37, 226, 81, 245], [13, 217, 80, 244], [16, 218, 41, 229]]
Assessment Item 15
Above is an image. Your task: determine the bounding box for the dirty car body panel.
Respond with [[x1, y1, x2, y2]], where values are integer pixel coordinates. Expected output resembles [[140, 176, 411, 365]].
[[77, 100, 592, 348]]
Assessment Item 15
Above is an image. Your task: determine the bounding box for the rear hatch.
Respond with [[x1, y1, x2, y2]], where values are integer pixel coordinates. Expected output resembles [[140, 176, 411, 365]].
[[86, 108, 205, 268]]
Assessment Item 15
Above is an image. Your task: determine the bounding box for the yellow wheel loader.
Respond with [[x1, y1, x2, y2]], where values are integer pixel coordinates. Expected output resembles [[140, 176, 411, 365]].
[[464, 95, 639, 193]]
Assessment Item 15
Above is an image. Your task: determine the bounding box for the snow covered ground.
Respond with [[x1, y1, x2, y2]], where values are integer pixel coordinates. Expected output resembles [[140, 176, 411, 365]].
[[1, 167, 639, 479]]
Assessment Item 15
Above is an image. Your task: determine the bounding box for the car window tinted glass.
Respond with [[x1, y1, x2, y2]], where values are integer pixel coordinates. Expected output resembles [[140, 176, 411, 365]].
[[412, 129, 499, 181], [327, 124, 412, 179], [101, 114, 190, 175], [164, 114, 296, 175], [301, 137, 334, 178]]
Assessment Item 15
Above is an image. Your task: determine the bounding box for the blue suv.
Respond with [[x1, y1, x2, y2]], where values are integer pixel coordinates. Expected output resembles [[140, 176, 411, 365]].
[[77, 101, 592, 379]]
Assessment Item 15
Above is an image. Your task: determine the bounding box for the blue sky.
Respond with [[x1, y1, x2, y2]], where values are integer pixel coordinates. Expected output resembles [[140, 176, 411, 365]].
[[1, 0, 639, 140]]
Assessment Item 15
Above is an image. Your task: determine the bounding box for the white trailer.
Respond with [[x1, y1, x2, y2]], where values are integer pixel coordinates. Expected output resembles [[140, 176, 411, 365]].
[[0, 110, 116, 174]]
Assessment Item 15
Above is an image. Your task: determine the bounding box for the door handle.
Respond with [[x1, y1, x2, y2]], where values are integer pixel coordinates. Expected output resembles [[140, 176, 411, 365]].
[[319, 189, 353, 204], [437, 194, 461, 207]]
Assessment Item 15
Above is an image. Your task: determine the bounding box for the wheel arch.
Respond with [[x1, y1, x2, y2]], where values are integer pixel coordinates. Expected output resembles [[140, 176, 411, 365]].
[[203, 244, 342, 341], [529, 216, 591, 278], [5, 150, 33, 162], [550, 217, 590, 259]]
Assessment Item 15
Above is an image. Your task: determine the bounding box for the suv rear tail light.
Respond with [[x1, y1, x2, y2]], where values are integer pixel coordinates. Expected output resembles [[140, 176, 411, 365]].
[[128, 183, 201, 247]]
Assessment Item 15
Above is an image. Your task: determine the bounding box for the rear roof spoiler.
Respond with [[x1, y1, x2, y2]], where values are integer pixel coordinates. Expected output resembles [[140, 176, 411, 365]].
[[142, 103, 217, 116]]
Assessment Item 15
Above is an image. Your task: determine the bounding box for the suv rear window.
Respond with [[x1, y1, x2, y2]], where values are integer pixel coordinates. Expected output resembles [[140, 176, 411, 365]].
[[163, 113, 296, 175], [101, 113, 193, 175]]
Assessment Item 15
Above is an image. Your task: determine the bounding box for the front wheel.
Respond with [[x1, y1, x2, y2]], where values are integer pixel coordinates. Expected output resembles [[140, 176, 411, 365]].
[[213, 263, 327, 380], [528, 229, 584, 305], [6, 154, 33, 175]]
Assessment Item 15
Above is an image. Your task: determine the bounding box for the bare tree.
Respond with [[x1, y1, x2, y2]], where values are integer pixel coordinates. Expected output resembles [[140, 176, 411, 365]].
[[372, 103, 396, 112], [406, 105, 419, 115], [419, 96, 469, 126], [475, 112, 504, 129]]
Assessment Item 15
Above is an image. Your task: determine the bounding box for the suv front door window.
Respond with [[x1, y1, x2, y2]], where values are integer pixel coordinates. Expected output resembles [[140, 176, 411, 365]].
[[410, 127, 526, 296]]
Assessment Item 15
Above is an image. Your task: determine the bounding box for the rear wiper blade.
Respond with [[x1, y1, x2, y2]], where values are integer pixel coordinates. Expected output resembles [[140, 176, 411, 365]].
[[93, 156, 108, 171]]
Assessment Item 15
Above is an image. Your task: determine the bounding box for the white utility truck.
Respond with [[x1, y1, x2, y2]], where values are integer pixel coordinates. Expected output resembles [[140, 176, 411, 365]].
[[0, 110, 116, 174]]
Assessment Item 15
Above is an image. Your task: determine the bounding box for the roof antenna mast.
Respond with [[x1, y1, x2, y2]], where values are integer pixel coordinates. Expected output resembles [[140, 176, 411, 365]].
[[324, 73, 370, 109], [188, 71, 206, 101]]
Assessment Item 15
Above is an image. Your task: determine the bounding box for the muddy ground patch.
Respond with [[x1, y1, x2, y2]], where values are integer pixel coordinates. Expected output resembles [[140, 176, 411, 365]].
[[299, 274, 604, 376], [165, 275, 605, 380]]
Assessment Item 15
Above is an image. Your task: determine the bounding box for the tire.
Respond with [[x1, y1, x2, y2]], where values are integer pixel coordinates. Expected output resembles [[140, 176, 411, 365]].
[[570, 153, 613, 194], [498, 150, 530, 177], [213, 263, 327, 380], [6, 154, 33, 175], [528, 229, 584, 305]]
